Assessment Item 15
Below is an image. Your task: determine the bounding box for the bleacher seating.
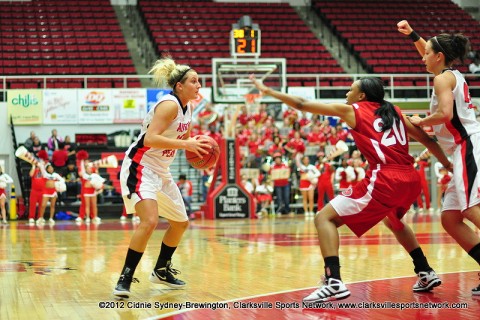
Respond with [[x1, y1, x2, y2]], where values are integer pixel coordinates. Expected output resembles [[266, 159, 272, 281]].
[[0, 0, 141, 88], [313, 0, 480, 78], [139, 0, 345, 87]]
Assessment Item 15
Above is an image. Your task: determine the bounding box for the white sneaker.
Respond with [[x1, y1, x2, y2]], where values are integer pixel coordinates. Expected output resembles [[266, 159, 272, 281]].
[[36, 218, 45, 224], [413, 270, 442, 292], [120, 216, 127, 221], [29, 218, 35, 224], [86, 217, 91, 224], [92, 217, 101, 224], [303, 277, 351, 303], [48, 218, 55, 225], [132, 216, 140, 223], [2, 220, 7, 224], [75, 217, 82, 223]]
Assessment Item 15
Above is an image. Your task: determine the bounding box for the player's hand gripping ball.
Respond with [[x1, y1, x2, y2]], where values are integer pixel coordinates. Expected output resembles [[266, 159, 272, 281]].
[[185, 135, 220, 170]]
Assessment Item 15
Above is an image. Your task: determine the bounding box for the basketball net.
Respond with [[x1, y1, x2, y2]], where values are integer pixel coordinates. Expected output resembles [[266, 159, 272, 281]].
[[244, 93, 261, 109]]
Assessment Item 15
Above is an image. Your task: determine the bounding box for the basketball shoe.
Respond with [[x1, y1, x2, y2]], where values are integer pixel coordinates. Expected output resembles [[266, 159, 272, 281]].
[[149, 261, 186, 288], [113, 267, 139, 299], [413, 270, 441, 292], [303, 277, 350, 303]]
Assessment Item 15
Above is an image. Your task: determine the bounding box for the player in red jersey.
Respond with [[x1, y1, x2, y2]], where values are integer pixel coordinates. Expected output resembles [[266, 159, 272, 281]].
[[250, 75, 451, 302]]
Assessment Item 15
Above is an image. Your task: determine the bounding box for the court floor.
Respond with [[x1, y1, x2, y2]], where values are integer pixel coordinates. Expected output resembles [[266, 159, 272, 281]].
[[1, 212, 479, 320]]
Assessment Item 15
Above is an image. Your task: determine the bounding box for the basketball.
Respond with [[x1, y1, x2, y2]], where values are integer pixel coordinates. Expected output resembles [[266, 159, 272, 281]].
[[185, 135, 220, 170]]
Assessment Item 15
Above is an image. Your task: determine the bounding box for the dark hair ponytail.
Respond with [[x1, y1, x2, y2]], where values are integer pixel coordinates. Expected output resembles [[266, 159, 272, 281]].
[[431, 33, 470, 65], [358, 77, 399, 132]]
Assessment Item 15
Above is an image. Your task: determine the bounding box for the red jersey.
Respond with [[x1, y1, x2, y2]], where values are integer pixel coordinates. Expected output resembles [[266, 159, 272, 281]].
[[307, 132, 326, 145], [31, 168, 46, 191], [350, 102, 413, 167]]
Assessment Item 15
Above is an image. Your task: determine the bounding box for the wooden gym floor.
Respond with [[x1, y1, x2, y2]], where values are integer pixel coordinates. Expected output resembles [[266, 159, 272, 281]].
[[1, 212, 479, 320]]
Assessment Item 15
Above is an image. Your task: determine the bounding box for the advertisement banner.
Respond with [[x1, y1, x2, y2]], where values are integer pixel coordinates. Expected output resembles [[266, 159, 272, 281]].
[[146, 88, 171, 113], [7, 90, 43, 125], [43, 90, 78, 124], [77, 89, 114, 124], [112, 89, 147, 123]]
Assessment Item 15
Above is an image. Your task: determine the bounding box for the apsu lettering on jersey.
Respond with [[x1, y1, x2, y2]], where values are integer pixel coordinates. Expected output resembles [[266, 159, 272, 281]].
[[176, 121, 191, 132]]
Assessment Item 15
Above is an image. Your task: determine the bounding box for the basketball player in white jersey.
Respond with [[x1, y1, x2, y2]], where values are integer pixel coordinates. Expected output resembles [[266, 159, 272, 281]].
[[398, 20, 480, 295], [113, 57, 211, 299]]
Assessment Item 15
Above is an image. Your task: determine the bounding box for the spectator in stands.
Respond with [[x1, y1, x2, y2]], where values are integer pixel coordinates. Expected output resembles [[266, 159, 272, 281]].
[[28, 163, 45, 224], [0, 167, 14, 224], [255, 176, 274, 216], [251, 74, 451, 302], [237, 105, 251, 127], [113, 57, 209, 299], [284, 131, 305, 160], [268, 135, 286, 157], [469, 52, 480, 74], [297, 155, 320, 216], [246, 131, 263, 168], [24, 131, 37, 150], [47, 129, 63, 154], [37, 163, 64, 225], [283, 107, 298, 127], [176, 174, 194, 220], [270, 153, 291, 215], [288, 121, 305, 140], [399, 20, 480, 296], [51, 142, 69, 172], [298, 111, 311, 127], [28, 136, 45, 156], [63, 135, 77, 162], [251, 103, 269, 125], [62, 161, 81, 202]]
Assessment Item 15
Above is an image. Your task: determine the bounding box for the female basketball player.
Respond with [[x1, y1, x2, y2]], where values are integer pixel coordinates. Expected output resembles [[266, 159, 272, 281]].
[[250, 74, 451, 302], [398, 20, 480, 295], [113, 57, 210, 299]]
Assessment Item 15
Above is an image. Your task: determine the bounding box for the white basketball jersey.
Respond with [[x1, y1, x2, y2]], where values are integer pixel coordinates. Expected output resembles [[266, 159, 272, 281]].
[[430, 69, 480, 155], [125, 93, 192, 178]]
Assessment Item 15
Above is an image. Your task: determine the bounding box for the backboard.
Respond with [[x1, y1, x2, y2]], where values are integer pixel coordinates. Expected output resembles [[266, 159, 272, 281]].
[[212, 58, 286, 104]]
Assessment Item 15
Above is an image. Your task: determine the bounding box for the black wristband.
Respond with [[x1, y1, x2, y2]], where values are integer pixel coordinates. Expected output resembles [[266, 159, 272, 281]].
[[409, 30, 420, 42]]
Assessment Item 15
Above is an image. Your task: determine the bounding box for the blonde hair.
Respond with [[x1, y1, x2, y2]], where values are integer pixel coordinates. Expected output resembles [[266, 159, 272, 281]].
[[149, 56, 192, 89]]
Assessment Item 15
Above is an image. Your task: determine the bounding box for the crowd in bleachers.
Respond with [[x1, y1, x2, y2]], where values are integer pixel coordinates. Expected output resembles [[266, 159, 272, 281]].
[[185, 100, 453, 218]]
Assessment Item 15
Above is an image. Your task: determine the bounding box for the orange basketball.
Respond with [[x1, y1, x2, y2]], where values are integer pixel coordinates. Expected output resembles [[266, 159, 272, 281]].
[[185, 135, 220, 170]]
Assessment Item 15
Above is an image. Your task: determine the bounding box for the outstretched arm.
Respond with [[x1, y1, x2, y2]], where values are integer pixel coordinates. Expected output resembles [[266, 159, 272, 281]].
[[249, 74, 356, 128], [403, 115, 451, 170], [397, 20, 427, 58]]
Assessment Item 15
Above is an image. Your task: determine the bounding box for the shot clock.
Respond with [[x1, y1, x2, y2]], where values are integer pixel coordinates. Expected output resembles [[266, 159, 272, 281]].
[[230, 15, 261, 58]]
